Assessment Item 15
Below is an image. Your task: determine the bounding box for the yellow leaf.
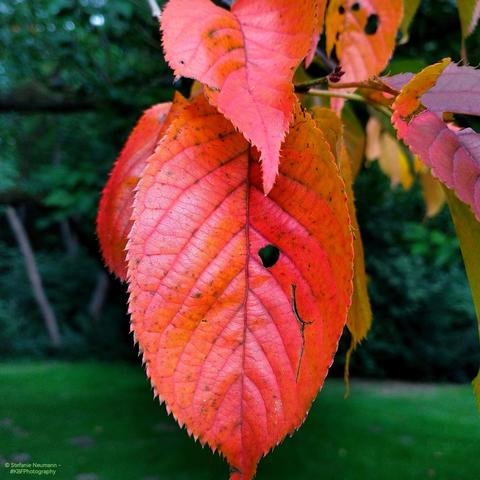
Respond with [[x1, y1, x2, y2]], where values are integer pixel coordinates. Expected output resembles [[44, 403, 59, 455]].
[[474, 371, 480, 411], [399, 148, 414, 191], [413, 155, 425, 174], [444, 188, 480, 408], [189, 80, 204, 98], [343, 105, 366, 177], [419, 168, 446, 218], [365, 116, 382, 162], [379, 133, 413, 190], [445, 187, 480, 326], [310, 107, 343, 158], [341, 147, 372, 344], [393, 58, 451, 118], [340, 145, 372, 396], [311, 108, 373, 396]]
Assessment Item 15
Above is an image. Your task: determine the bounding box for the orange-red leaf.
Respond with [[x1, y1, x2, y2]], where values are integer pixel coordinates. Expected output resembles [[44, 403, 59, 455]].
[[127, 95, 353, 479], [161, 0, 316, 194], [306, 0, 328, 66], [326, 0, 403, 83], [97, 95, 187, 280]]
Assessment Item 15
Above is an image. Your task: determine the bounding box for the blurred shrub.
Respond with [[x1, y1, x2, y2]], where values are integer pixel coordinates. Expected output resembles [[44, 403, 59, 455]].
[[335, 165, 480, 382], [0, 240, 132, 360]]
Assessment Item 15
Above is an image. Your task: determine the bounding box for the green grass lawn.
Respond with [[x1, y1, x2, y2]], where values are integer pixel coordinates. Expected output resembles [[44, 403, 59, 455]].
[[0, 362, 478, 480]]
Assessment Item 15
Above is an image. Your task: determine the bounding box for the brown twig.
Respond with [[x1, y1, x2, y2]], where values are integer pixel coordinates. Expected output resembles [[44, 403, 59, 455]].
[[329, 80, 399, 96], [295, 78, 399, 96], [307, 89, 367, 103], [295, 76, 328, 93], [307, 89, 392, 117]]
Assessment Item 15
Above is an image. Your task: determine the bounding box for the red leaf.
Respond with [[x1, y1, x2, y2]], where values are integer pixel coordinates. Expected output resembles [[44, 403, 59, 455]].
[[97, 95, 187, 279], [161, 0, 316, 194], [394, 111, 480, 220], [127, 95, 353, 479], [390, 61, 480, 221], [305, 0, 328, 67]]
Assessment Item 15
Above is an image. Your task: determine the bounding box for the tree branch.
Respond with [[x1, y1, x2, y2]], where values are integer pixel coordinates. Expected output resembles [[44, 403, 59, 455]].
[[0, 92, 147, 115], [0, 95, 95, 113], [306, 89, 392, 116], [295, 78, 399, 96], [5, 206, 62, 347], [147, 0, 161, 18], [88, 271, 109, 322], [307, 89, 368, 103]]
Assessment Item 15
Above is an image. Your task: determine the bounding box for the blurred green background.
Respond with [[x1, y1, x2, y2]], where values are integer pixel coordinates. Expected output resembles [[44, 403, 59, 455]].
[[0, 0, 479, 479]]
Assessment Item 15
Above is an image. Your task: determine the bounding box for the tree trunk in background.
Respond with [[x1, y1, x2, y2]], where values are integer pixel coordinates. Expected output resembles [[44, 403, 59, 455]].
[[5, 206, 62, 348], [59, 219, 80, 256], [88, 271, 109, 322]]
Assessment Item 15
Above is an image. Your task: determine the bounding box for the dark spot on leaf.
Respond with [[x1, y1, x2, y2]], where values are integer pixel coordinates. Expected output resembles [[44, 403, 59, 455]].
[[364, 14, 379, 35], [351, 2, 360, 11], [258, 245, 280, 268], [338, 5, 345, 14]]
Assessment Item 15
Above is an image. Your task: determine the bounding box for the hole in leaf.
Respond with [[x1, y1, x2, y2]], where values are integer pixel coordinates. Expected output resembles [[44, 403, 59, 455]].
[[212, 0, 231, 9], [364, 14, 379, 35], [258, 245, 280, 268]]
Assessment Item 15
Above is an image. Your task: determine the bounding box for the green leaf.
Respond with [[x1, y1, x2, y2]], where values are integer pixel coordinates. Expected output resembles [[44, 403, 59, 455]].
[[400, 0, 421, 43], [457, 0, 480, 38], [445, 188, 480, 408], [445, 189, 480, 322], [342, 104, 366, 178], [474, 371, 480, 411]]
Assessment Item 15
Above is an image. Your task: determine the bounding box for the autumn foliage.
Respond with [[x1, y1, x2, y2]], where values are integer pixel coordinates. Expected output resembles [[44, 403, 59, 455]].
[[97, 0, 480, 478]]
